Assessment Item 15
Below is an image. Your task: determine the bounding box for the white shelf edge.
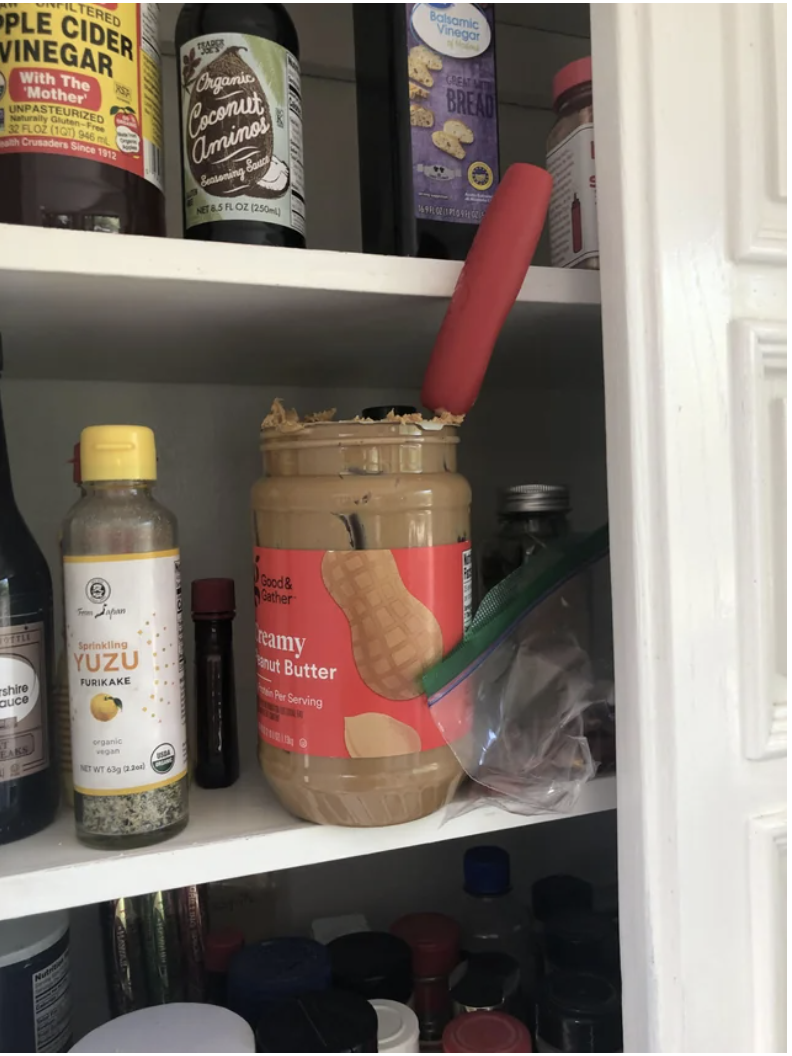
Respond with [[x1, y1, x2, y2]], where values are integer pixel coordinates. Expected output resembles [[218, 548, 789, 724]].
[[0, 224, 601, 307], [0, 774, 615, 920]]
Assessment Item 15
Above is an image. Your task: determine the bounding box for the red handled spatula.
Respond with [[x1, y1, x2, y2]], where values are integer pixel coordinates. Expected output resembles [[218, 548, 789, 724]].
[[421, 163, 553, 416]]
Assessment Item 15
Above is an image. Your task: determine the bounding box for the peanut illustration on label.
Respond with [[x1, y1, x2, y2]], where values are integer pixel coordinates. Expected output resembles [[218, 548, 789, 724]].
[[345, 714, 422, 758], [321, 550, 443, 701]]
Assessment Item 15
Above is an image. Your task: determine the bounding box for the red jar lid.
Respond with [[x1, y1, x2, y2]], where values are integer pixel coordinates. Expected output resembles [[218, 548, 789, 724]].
[[552, 56, 592, 107], [192, 578, 236, 618], [390, 913, 461, 977], [205, 928, 245, 973], [443, 1011, 532, 1053]]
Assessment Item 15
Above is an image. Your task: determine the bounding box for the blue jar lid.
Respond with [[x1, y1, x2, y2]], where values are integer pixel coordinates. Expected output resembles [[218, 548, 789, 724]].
[[463, 846, 511, 896], [227, 938, 331, 1026]]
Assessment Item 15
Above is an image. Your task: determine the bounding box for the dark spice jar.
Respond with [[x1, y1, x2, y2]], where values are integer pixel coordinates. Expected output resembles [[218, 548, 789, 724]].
[[0, 4, 165, 235], [176, 4, 306, 247], [479, 485, 571, 595]]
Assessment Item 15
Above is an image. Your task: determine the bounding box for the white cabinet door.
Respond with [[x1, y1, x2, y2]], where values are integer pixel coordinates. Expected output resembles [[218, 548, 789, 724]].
[[592, 4, 787, 1052]]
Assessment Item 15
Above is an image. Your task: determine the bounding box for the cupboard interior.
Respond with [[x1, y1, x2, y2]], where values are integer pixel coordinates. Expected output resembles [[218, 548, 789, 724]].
[[157, 3, 592, 259], [70, 812, 618, 1041], [4, 2, 615, 1047]]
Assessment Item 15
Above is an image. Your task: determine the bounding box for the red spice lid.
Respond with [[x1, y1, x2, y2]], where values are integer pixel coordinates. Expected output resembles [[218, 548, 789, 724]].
[[69, 442, 82, 486], [204, 928, 245, 973], [192, 578, 236, 618], [443, 1011, 532, 1053], [390, 913, 461, 978], [552, 56, 592, 107]]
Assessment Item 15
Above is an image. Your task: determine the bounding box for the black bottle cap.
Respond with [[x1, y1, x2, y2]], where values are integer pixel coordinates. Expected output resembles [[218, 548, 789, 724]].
[[535, 972, 622, 1053], [360, 405, 417, 420], [543, 911, 614, 974], [532, 875, 594, 923], [328, 931, 413, 1003], [255, 989, 378, 1053]]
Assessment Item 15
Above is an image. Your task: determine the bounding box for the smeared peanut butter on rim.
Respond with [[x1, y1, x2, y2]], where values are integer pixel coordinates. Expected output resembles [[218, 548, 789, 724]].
[[262, 399, 464, 432]]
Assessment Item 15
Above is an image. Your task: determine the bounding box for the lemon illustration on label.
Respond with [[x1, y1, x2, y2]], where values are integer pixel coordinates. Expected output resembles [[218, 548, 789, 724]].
[[90, 694, 123, 722]]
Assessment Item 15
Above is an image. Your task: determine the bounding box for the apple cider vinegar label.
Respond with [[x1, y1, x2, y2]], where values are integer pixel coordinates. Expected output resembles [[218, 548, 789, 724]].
[[63, 550, 187, 796]]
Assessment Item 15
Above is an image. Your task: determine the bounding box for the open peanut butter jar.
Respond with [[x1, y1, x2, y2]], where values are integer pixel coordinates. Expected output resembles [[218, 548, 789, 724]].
[[252, 406, 471, 826]]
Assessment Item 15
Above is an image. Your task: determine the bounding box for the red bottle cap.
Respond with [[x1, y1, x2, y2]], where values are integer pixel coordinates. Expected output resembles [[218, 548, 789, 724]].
[[443, 1011, 532, 1053], [390, 913, 461, 977], [191, 578, 236, 618], [204, 928, 245, 973]]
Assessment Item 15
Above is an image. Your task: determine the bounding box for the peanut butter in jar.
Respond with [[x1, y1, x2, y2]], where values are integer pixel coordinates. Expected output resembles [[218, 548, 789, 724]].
[[252, 408, 471, 827]]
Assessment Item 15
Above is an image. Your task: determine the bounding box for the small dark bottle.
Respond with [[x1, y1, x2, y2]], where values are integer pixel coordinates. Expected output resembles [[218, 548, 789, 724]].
[[0, 337, 59, 845], [354, 4, 500, 260], [176, 4, 306, 248], [192, 579, 239, 789]]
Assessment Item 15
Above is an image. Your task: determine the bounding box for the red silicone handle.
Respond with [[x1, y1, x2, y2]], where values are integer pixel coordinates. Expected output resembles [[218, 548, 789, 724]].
[[421, 163, 553, 415]]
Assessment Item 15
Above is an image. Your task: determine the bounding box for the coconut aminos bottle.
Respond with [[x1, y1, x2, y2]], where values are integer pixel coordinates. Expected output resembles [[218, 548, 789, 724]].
[[176, 4, 306, 247]]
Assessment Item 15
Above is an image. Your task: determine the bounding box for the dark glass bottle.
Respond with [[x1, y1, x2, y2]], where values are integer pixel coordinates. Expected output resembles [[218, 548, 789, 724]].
[[354, 4, 500, 260], [176, 4, 306, 247], [0, 338, 58, 845], [192, 579, 239, 789], [0, 4, 165, 235]]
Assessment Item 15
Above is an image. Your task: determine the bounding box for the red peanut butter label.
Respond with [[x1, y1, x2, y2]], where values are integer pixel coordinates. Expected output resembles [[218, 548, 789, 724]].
[[254, 544, 471, 757]]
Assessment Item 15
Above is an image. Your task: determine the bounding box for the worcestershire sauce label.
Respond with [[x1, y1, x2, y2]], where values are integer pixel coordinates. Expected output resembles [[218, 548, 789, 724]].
[[0, 618, 49, 784], [180, 32, 305, 234], [0, 4, 164, 190]]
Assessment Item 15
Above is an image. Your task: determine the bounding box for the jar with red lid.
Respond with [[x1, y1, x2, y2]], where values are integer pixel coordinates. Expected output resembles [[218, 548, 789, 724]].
[[391, 913, 461, 1047], [546, 57, 598, 270], [442, 1011, 533, 1053]]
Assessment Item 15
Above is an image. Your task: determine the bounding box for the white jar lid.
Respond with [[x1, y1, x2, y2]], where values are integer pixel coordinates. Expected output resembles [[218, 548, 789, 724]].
[[0, 911, 68, 969], [370, 999, 421, 1053], [70, 1003, 255, 1053]]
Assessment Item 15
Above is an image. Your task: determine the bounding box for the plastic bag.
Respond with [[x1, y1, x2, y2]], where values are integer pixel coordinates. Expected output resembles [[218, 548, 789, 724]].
[[423, 527, 611, 816]]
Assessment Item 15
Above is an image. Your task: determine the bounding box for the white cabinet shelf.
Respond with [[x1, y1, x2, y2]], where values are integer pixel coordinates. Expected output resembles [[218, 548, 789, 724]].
[[0, 773, 615, 920], [0, 225, 601, 388]]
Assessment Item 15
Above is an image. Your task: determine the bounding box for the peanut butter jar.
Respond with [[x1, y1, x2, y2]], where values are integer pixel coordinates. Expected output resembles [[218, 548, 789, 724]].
[[252, 411, 471, 827]]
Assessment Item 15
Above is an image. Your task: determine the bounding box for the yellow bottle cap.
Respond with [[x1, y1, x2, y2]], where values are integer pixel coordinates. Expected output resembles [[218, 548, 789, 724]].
[[80, 425, 157, 482]]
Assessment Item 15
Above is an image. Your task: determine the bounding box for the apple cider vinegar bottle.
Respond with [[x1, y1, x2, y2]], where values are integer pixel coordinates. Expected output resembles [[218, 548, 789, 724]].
[[62, 426, 188, 849]]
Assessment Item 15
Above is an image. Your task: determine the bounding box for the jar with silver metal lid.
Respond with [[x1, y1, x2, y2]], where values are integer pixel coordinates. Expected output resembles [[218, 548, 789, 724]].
[[479, 485, 571, 596]]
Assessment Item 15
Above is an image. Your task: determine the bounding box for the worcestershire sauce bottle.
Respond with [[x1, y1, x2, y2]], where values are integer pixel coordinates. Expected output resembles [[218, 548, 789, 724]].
[[176, 4, 306, 247], [0, 337, 58, 845]]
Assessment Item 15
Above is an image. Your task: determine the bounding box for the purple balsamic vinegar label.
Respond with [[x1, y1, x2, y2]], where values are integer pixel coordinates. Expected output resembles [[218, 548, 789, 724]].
[[406, 3, 499, 226]]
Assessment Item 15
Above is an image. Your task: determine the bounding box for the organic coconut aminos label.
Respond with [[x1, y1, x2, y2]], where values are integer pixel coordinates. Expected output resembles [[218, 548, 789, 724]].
[[179, 33, 305, 234]]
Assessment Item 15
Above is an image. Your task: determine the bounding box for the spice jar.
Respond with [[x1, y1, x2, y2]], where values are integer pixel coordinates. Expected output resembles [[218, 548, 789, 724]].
[[442, 1011, 533, 1053], [546, 57, 597, 270], [391, 913, 461, 1046], [328, 932, 413, 1004], [227, 937, 331, 1027], [62, 426, 188, 848], [534, 972, 622, 1053], [252, 408, 471, 827], [480, 486, 571, 595], [255, 990, 379, 1053]]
